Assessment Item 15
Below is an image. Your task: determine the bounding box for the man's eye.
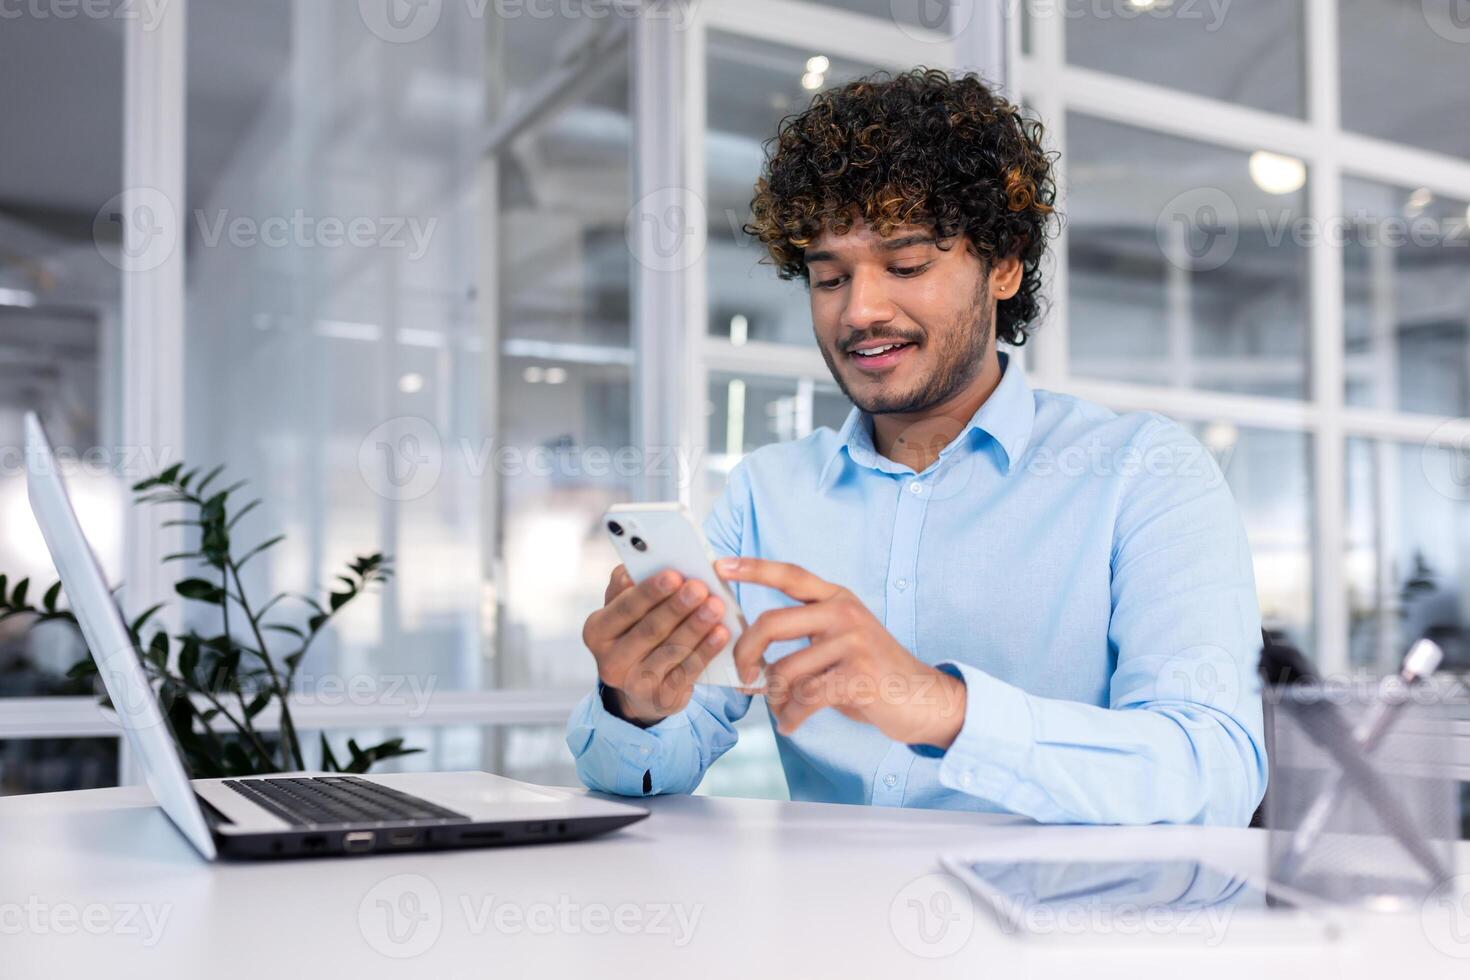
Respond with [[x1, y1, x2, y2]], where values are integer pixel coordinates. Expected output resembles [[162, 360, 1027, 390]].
[[814, 275, 847, 290], [891, 263, 930, 278]]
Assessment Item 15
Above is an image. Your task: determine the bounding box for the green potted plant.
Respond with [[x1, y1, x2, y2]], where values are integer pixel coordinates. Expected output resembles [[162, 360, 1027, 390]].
[[0, 462, 420, 777]]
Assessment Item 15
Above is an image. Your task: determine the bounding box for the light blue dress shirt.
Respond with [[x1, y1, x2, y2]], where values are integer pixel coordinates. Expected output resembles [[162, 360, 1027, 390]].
[[566, 352, 1267, 825]]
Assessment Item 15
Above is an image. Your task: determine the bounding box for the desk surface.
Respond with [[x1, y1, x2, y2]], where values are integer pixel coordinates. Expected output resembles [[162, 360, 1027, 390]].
[[2, 784, 1466, 978]]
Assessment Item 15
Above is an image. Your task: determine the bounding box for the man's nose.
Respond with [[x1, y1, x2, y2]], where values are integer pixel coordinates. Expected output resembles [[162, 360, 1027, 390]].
[[842, 269, 896, 331]]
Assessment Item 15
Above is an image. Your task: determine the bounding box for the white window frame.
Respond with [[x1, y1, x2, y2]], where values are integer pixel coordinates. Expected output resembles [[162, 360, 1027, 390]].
[[691, 0, 1470, 679], [7, 0, 1470, 769]]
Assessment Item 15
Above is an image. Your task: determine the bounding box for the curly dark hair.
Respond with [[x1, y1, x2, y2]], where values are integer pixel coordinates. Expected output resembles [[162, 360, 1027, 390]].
[[745, 68, 1058, 346]]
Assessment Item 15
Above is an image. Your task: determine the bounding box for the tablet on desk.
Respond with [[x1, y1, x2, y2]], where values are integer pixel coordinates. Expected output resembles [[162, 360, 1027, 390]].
[[939, 855, 1342, 946]]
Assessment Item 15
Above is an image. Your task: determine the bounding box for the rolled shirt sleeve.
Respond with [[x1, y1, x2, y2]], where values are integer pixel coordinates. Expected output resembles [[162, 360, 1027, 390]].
[[565, 465, 755, 797]]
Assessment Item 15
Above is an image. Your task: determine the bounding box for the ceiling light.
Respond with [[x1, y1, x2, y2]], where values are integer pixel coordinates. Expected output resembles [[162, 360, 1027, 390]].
[[397, 372, 425, 394], [1202, 421, 1238, 456], [729, 314, 749, 347], [544, 366, 567, 384], [800, 71, 825, 91], [1247, 150, 1306, 195], [1405, 187, 1433, 217], [805, 55, 830, 74], [523, 365, 544, 384], [0, 287, 37, 308]]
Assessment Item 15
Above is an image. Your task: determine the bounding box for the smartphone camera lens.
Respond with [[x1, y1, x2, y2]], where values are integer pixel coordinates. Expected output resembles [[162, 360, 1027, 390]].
[[630, 536, 647, 552], [607, 521, 624, 537]]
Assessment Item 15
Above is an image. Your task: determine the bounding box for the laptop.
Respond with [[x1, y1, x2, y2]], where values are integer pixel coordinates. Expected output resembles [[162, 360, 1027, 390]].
[[23, 412, 648, 860]]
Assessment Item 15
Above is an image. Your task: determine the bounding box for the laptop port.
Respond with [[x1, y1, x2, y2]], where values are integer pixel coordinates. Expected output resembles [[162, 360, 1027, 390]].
[[343, 831, 376, 853], [302, 835, 327, 853], [388, 830, 418, 847]]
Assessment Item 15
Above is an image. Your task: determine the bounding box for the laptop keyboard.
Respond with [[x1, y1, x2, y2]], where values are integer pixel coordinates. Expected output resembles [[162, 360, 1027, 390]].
[[222, 776, 468, 828]]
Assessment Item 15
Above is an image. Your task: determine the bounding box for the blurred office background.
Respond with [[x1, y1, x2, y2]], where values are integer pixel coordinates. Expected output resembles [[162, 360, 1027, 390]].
[[1, 0, 1467, 797]]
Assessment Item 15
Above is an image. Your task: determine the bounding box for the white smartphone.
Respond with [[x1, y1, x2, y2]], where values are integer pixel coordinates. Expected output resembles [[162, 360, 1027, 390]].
[[602, 503, 763, 690]]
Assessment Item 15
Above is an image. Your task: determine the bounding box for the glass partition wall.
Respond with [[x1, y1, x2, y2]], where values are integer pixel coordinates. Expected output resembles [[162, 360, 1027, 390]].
[[1, 0, 1467, 796]]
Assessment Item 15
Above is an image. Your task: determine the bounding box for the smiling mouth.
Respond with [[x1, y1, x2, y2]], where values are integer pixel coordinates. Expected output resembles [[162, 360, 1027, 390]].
[[845, 340, 916, 370]]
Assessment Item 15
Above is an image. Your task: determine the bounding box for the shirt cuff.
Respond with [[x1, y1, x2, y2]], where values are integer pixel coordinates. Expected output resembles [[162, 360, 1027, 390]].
[[565, 682, 694, 796], [909, 660, 1036, 801]]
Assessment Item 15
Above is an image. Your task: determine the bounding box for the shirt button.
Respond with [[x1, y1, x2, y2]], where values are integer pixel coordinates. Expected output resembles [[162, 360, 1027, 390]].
[[959, 771, 973, 787], [883, 773, 898, 788], [638, 746, 652, 756], [908, 482, 923, 495], [894, 578, 908, 591]]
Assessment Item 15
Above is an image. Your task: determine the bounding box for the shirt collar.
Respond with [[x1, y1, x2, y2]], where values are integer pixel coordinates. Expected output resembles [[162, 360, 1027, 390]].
[[817, 350, 1036, 489]]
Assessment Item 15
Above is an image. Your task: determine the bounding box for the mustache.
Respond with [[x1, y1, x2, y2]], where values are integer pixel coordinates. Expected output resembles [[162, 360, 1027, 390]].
[[838, 329, 924, 354]]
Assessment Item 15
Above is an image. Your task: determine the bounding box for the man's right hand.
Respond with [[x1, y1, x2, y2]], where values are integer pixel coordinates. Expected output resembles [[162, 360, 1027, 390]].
[[581, 564, 729, 726]]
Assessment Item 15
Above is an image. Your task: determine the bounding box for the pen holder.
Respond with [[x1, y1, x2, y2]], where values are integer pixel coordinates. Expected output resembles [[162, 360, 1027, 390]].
[[1263, 680, 1464, 908]]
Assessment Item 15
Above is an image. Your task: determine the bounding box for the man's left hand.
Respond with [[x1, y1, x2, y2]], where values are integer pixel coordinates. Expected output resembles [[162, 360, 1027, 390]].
[[716, 558, 966, 748]]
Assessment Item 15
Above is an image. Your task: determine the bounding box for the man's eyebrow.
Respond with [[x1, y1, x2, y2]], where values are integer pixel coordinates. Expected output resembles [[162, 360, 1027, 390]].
[[804, 233, 937, 265]]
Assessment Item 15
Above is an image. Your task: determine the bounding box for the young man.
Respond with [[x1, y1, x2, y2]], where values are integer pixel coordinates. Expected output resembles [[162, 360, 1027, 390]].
[[565, 69, 1266, 825]]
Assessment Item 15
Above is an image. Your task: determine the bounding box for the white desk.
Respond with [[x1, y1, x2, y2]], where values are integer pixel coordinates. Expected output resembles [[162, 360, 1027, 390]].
[[1, 784, 1465, 978]]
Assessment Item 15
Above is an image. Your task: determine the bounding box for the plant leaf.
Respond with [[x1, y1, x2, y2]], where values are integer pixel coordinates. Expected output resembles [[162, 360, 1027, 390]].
[[319, 733, 342, 772], [42, 581, 61, 612], [236, 534, 286, 568], [130, 602, 167, 636], [10, 578, 29, 608], [175, 579, 225, 604], [195, 464, 226, 496], [226, 499, 262, 531], [146, 631, 169, 671], [245, 691, 271, 719], [66, 659, 99, 680]]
